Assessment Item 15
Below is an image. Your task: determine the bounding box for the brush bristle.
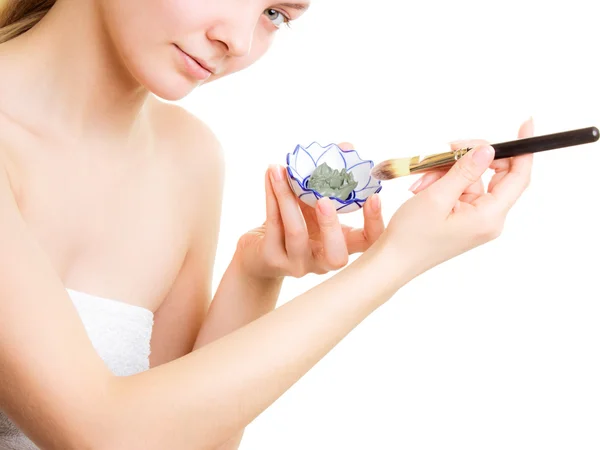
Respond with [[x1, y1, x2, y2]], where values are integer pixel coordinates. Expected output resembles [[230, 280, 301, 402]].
[[370, 158, 411, 180]]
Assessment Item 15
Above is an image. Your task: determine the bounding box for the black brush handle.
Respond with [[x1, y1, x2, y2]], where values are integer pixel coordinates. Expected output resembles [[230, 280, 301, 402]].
[[490, 126, 599, 159]]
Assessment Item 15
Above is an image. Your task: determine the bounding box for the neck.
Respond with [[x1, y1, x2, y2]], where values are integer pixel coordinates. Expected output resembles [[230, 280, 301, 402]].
[[0, 0, 151, 144]]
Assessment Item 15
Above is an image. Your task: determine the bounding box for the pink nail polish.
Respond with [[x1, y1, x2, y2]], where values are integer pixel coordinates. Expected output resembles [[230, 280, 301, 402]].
[[371, 194, 380, 211], [472, 145, 494, 166], [318, 198, 334, 216], [527, 116, 535, 133], [270, 165, 283, 182], [409, 178, 423, 192]]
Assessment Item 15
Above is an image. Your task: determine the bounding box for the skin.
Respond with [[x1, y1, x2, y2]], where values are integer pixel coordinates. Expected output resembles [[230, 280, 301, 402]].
[[0, 0, 534, 449]]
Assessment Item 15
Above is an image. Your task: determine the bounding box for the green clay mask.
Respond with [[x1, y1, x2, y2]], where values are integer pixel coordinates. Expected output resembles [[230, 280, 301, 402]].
[[307, 162, 358, 200]]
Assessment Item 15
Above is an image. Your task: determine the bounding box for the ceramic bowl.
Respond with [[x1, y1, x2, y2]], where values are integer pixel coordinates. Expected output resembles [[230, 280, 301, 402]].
[[285, 142, 382, 213]]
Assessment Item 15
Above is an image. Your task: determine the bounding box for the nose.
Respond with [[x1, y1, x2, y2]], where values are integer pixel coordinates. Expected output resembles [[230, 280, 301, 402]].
[[207, 17, 254, 58]]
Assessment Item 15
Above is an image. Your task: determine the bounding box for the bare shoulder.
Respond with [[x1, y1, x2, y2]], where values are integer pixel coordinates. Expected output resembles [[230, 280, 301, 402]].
[[147, 97, 225, 246], [148, 97, 225, 188]]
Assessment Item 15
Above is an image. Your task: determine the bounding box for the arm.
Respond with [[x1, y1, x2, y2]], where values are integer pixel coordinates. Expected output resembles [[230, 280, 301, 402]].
[[2, 129, 533, 450], [149, 107, 227, 367], [148, 174, 223, 366], [111, 238, 398, 450], [195, 255, 283, 349], [150, 108, 282, 449], [194, 256, 283, 450], [148, 247, 215, 367], [0, 153, 402, 449]]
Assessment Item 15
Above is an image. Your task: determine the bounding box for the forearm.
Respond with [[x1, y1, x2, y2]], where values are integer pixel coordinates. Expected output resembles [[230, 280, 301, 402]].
[[195, 253, 279, 449], [3, 230, 402, 450], [1, 167, 405, 450], [108, 239, 404, 450], [195, 251, 283, 349]]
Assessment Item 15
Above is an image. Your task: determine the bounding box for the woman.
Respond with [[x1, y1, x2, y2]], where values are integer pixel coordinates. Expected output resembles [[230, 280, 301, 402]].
[[0, 0, 534, 449]]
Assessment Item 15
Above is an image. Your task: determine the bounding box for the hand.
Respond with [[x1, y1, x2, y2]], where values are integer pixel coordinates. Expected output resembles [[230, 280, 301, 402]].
[[378, 118, 534, 281], [236, 143, 385, 280]]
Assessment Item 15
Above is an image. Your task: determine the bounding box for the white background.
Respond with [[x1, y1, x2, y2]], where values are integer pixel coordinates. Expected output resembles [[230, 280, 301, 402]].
[[180, 0, 600, 448]]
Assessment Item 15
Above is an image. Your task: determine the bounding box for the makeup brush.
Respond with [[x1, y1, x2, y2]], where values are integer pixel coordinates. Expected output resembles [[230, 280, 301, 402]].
[[370, 126, 599, 181]]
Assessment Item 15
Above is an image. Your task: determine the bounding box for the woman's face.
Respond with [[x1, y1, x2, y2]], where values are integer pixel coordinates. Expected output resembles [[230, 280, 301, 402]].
[[99, 0, 310, 101]]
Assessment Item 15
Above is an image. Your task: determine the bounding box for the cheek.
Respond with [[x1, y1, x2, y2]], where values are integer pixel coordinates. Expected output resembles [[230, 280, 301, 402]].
[[220, 31, 275, 78], [130, 45, 199, 101], [101, 0, 277, 100], [101, 0, 206, 100]]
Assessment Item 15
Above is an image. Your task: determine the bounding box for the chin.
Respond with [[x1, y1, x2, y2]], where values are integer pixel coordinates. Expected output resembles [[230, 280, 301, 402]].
[[134, 69, 201, 102], [149, 77, 199, 101], [145, 72, 229, 101], [121, 52, 200, 101]]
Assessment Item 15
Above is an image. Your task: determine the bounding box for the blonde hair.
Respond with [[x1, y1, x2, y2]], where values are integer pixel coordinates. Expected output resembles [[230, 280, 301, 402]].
[[0, 0, 56, 44]]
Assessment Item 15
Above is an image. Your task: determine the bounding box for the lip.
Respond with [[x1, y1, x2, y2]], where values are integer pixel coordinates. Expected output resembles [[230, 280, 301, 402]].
[[175, 45, 215, 81]]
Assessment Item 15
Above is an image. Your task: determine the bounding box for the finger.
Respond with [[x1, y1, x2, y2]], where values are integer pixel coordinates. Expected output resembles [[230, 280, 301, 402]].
[[345, 194, 384, 254], [424, 145, 495, 213], [314, 197, 348, 269], [269, 165, 310, 265], [263, 167, 286, 253], [362, 194, 385, 243], [411, 138, 491, 194], [459, 193, 481, 205], [518, 116, 535, 139], [337, 142, 355, 151], [486, 152, 533, 211], [345, 228, 368, 253], [490, 158, 511, 173], [411, 171, 483, 197], [415, 170, 484, 201], [298, 199, 320, 238], [449, 139, 490, 151], [458, 177, 485, 204], [344, 194, 386, 253], [488, 117, 535, 193], [487, 168, 508, 194], [469, 179, 485, 197], [409, 170, 445, 194]]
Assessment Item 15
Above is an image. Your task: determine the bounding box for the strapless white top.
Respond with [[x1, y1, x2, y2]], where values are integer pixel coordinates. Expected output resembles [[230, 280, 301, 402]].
[[0, 289, 154, 450]]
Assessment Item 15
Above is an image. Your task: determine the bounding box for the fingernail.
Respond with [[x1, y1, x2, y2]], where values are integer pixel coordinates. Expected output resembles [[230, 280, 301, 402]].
[[471, 145, 494, 167], [409, 178, 423, 192], [317, 198, 335, 216], [524, 116, 534, 128], [270, 164, 283, 182], [528, 115, 535, 131], [371, 194, 380, 211]]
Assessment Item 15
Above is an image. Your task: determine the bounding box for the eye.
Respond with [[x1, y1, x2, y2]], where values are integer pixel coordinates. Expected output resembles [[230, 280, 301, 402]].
[[264, 8, 289, 28]]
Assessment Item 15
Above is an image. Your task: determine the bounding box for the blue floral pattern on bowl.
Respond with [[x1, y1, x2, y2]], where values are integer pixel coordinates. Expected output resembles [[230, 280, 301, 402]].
[[286, 142, 382, 213]]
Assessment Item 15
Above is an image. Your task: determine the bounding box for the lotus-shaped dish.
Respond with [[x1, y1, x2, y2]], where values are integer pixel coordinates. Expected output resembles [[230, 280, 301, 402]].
[[285, 142, 382, 213]]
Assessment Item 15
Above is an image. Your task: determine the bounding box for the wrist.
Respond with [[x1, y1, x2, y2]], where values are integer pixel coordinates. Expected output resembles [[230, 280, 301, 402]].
[[231, 248, 284, 291], [361, 232, 415, 297]]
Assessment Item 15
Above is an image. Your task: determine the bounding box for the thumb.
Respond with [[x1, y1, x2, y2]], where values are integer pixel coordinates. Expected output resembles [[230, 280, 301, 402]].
[[427, 144, 495, 209]]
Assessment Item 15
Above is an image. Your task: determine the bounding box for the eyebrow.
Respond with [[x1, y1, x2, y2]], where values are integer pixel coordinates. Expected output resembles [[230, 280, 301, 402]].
[[277, 2, 310, 11]]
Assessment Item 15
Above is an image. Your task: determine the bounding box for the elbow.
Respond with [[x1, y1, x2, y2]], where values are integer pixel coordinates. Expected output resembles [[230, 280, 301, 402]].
[[61, 424, 137, 450], [88, 429, 233, 450], [57, 419, 123, 450], [46, 386, 125, 450], [26, 425, 119, 450], [13, 403, 119, 450]]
